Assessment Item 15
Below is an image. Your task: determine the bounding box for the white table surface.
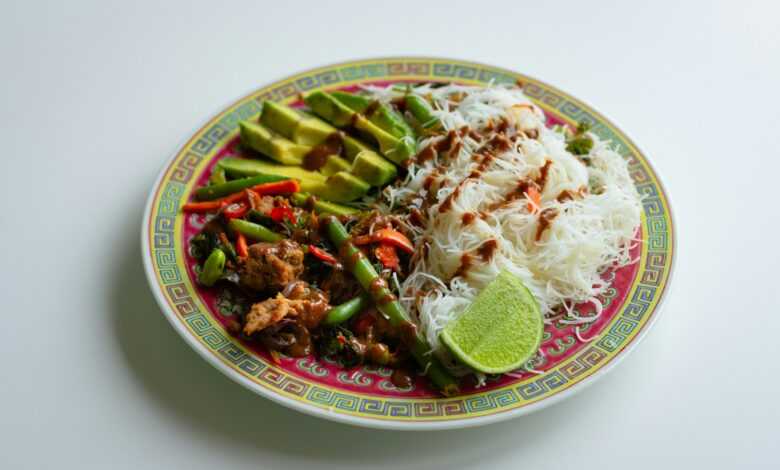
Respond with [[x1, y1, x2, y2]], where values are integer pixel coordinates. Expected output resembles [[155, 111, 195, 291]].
[[2, 1, 779, 468]]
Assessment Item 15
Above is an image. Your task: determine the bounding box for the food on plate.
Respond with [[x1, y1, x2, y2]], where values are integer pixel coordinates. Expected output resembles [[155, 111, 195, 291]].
[[182, 82, 641, 394]]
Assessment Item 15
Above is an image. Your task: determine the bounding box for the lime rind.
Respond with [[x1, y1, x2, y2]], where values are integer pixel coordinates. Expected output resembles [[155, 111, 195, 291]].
[[440, 270, 544, 374]]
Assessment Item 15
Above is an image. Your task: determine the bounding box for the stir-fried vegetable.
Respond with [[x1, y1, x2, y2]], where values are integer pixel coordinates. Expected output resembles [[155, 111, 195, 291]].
[[405, 94, 440, 130], [566, 121, 594, 156], [323, 293, 372, 326], [322, 217, 459, 395], [235, 232, 249, 258], [196, 173, 288, 200], [307, 245, 339, 266], [183, 180, 300, 212], [374, 244, 400, 270], [228, 219, 282, 242], [198, 248, 226, 286], [353, 228, 414, 254]]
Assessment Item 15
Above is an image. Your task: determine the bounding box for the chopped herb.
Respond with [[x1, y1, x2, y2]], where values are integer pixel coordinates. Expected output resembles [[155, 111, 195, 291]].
[[566, 120, 594, 156], [575, 121, 592, 135]]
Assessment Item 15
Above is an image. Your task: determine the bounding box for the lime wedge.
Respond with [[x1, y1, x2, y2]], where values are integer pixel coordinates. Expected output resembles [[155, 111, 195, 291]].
[[440, 270, 543, 374]]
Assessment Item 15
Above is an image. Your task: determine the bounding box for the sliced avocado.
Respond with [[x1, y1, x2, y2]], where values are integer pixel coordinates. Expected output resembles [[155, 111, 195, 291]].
[[289, 192, 359, 216], [384, 135, 416, 164], [319, 154, 352, 176], [405, 94, 440, 130], [239, 121, 308, 166], [255, 99, 404, 186], [331, 91, 414, 140], [305, 91, 414, 165], [309, 171, 370, 202], [351, 150, 397, 186], [294, 116, 338, 146], [341, 134, 370, 158], [218, 157, 326, 194], [351, 114, 399, 154], [304, 91, 355, 127], [260, 101, 302, 138]]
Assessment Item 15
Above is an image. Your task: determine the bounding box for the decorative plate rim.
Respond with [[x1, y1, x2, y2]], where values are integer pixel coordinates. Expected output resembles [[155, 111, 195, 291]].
[[141, 56, 676, 430]]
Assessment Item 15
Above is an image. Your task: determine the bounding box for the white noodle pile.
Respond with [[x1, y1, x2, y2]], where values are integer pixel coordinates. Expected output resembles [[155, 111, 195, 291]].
[[368, 84, 642, 372]]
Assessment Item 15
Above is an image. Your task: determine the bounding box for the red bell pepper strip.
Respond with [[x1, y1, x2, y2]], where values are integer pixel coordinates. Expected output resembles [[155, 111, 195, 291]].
[[307, 245, 339, 265], [352, 228, 414, 254], [251, 179, 300, 196], [223, 202, 249, 220], [182, 180, 300, 213], [374, 243, 400, 270], [525, 186, 541, 212], [236, 232, 249, 258], [270, 205, 297, 224]]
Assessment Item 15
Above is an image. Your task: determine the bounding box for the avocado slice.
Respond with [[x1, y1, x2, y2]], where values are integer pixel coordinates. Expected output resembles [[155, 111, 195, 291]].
[[304, 91, 415, 165], [238, 121, 308, 166], [331, 91, 415, 140], [319, 154, 352, 176], [218, 157, 326, 195], [310, 171, 370, 202], [294, 116, 338, 147], [303, 91, 355, 126], [405, 95, 441, 130], [260, 101, 301, 138], [260, 102, 337, 147], [351, 150, 397, 186]]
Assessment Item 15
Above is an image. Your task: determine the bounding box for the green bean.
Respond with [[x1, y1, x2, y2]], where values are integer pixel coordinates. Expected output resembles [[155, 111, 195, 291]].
[[209, 166, 227, 185], [196, 173, 288, 201], [323, 217, 459, 396], [405, 95, 440, 129], [289, 192, 359, 216], [323, 293, 372, 326], [228, 219, 282, 243], [198, 248, 226, 286]]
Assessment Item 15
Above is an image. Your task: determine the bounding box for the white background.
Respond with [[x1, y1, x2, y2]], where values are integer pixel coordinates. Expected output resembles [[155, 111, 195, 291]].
[[2, 1, 779, 468]]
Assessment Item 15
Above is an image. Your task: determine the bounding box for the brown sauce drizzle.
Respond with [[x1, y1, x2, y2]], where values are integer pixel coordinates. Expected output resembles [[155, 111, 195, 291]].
[[369, 277, 396, 305], [452, 239, 498, 279], [476, 239, 498, 262], [416, 145, 436, 165], [338, 240, 365, 271], [434, 130, 458, 153], [448, 139, 463, 159], [485, 160, 552, 212], [364, 100, 381, 118], [304, 195, 318, 211], [391, 369, 414, 388], [409, 208, 426, 227], [495, 117, 510, 134], [453, 253, 473, 279], [488, 179, 536, 211], [462, 212, 477, 225], [536, 159, 552, 189], [438, 185, 462, 213], [423, 171, 439, 191], [486, 133, 512, 152], [390, 96, 407, 112], [398, 321, 419, 347], [556, 190, 576, 203], [438, 152, 495, 214], [303, 132, 343, 171], [535, 208, 558, 241]]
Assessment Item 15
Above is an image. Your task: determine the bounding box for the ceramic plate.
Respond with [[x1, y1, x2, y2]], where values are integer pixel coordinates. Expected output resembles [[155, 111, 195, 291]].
[[141, 57, 675, 430]]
